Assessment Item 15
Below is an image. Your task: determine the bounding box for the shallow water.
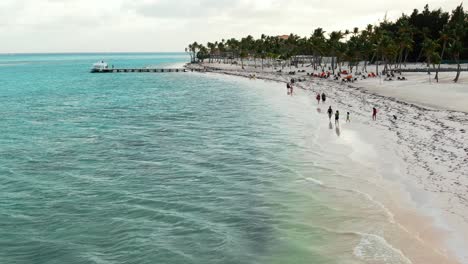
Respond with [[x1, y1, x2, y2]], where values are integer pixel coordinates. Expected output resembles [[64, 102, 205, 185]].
[[0, 54, 441, 264]]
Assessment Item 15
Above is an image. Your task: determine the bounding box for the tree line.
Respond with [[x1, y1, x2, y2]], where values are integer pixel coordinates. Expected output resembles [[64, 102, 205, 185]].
[[186, 4, 467, 82]]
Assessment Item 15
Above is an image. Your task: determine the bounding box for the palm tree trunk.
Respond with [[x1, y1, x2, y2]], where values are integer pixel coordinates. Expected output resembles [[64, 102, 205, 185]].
[[398, 49, 403, 69], [416, 48, 424, 62], [427, 58, 431, 76], [435, 42, 446, 82], [384, 58, 388, 73], [331, 54, 335, 74], [454, 58, 461, 83], [403, 50, 409, 66], [376, 62, 378, 75]]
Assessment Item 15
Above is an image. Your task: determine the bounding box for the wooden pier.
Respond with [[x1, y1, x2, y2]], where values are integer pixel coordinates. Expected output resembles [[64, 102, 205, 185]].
[[91, 68, 203, 73]]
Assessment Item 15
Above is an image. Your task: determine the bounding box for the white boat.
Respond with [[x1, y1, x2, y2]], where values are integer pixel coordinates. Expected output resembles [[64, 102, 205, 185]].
[[91, 61, 109, 72]]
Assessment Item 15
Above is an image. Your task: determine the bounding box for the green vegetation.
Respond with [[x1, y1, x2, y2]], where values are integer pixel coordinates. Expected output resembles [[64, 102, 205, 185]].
[[187, 4, 467, 82]]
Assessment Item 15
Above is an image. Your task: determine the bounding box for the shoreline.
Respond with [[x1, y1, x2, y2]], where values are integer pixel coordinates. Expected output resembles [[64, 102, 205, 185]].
[[189, 62, 468, 113], [187, 62, 468, 263]]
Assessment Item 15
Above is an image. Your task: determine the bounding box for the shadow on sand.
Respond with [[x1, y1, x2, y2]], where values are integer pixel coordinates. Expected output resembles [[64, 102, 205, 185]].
[[335, 125, 341, 137]]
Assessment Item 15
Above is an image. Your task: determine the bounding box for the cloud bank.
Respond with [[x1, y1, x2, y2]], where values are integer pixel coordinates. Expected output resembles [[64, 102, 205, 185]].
[[0, 0, 462, 53]]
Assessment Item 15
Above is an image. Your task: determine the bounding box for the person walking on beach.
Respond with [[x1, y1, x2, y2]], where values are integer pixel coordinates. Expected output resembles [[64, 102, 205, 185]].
[[372, 107, 377, 121], [289, 83, 294, 96], [286, 83, 291, 95], [327, 106, 333, 121], [316, 93, 321, 104], [321, 93, 326, 103], [335, 110, 340, 125], [346, 112, 350, 122]]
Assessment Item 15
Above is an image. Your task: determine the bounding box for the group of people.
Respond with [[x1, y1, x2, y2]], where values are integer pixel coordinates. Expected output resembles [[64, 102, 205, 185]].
[[318, 92, 378, 126], [327, 106, 351, 125], [315, 92, 326, 103], [325, 104, 378, 126], [286, 83, 379, 127]]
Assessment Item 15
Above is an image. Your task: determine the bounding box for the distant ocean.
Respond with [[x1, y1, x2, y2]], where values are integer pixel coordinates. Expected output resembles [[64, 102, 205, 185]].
[[0, 53, 420, 264]]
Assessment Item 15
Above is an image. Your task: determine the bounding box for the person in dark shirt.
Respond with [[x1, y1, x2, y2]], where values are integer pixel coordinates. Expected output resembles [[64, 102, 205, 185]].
[[335, 110, 340, 125]]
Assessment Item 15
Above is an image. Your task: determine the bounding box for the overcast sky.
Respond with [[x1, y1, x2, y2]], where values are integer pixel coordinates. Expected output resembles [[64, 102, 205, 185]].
[[0, 0, 462, 53]]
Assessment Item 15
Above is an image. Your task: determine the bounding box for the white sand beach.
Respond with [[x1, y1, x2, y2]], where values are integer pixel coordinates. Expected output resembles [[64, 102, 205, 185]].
[[187, 61, 468, 263]]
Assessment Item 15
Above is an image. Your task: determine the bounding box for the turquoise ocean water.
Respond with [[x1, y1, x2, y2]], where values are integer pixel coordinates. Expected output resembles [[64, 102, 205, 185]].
[[0, 53, 420, 264]]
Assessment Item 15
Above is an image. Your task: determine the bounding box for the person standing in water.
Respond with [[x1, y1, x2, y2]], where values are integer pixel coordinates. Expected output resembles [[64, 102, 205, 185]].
[[335, 110, 340, 125], [321, 93, 326, 103], [346, 112, 350, 122], [286, 83, 291, 95], [327, 106, 333, 121], [316, 93, 321, 104], [372, 107, 377, 120], [290, 83, 294, 96]]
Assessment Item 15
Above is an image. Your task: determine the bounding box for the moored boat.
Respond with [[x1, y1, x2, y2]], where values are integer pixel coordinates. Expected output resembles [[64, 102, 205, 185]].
[[90, 61, 109, 73]]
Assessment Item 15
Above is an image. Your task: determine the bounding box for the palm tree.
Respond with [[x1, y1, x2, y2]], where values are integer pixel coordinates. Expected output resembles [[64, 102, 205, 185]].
[[187, 3, 466, 78], [187, 42, 200, 63], [371, 29, 384, 74], [217, 40, 226, 64], [185, 47, 192, 63], [435, 26, 450, 82], [310, 28, 327, 70], [196, 44, 208, 62], [226, 38, 240, 65], [240, 50, 248, 69], [358, 25, 374, 72], [240, 35, 254, 69], [346, 34, 362, 73], [447, 4, 466, 82], [353, 27, 359, 37], [421, 37, 440, 75], [328, 31, 343, 74], [206, 42, 215, 63], [382, 37, 398, 71], [396, 18, 415, 68]]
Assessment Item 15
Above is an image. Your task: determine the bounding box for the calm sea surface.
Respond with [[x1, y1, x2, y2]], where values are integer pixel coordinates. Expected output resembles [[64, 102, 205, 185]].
[[0, 53, 416, 264]]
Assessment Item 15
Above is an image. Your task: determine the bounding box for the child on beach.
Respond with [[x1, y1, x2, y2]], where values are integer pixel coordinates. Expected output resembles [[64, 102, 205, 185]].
[[316, 93, 321, 104], [321, 93, 326, 103], [327, 106, 333, 121], [335, 110, 340, 125], [346, 112, 350, 122], [372, 107, 377, 120], [286, 83, 291, 95]]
